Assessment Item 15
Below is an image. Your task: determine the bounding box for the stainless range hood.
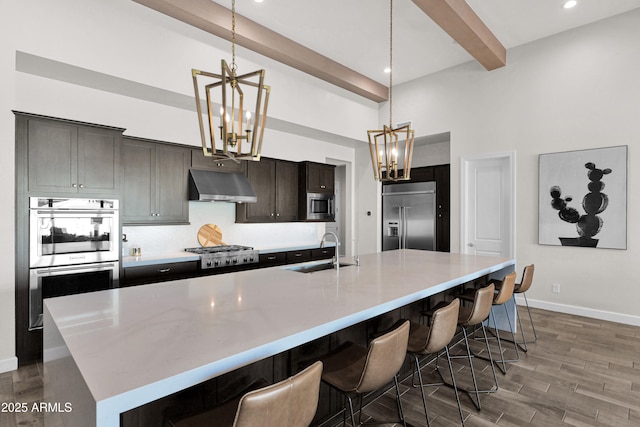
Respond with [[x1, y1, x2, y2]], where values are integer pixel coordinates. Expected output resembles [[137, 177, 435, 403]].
[[188, 169, 257, 203]]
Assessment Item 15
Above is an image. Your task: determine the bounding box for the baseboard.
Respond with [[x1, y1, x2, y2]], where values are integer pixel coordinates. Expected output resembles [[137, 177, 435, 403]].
[[515, 296, 640, 327], [0, 356, 18, 374]]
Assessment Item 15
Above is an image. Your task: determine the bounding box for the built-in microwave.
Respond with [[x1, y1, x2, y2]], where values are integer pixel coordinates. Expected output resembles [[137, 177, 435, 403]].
[[305, 193, 335, 221]]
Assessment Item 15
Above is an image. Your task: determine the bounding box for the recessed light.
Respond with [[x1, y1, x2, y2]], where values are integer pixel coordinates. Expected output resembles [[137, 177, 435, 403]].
[[563, 0, 577, 9], [254, 0, 264, 3], [384, 67, 391, 74]]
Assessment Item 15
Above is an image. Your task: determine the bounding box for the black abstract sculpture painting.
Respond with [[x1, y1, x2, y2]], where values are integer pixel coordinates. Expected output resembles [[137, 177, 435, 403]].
[[549, 162, 612, 247]]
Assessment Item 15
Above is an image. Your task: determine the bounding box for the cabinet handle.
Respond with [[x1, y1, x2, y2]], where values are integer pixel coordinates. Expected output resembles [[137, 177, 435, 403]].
[[72, 183, 77, 188], [295, 253, 302, 257], [267, 256, 277, 260], [157, 268, 171, 273], [79, 184, 84, 188], [270, 213, 275, 217], [320, 185, 326, 189], [276, 213, 280, 217]]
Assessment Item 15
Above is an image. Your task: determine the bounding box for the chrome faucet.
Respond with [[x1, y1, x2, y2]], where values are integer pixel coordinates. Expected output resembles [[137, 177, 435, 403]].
[[320, 232, 340, 269]]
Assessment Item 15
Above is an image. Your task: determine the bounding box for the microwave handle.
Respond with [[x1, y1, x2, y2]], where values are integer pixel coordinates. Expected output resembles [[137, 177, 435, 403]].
[[329, 197, 335, 216]]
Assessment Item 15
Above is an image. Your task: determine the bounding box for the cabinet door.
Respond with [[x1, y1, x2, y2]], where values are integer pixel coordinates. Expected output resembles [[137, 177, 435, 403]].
[[155, 145, 190, 223], [121, 140, 155, 223], [244, 159, 276, 222], [275, 160, 298, 221], [27, 119, 78, 194], [434, 164, 450, 252], [307, 162, 334, 193], [77, 127, 120, 194]]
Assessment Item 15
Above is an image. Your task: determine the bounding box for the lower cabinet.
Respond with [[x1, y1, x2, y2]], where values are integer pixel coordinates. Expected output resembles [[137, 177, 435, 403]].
[[122, 247, 336, 287], [122, 138, 191, 225], [122, 261, 199, 287]]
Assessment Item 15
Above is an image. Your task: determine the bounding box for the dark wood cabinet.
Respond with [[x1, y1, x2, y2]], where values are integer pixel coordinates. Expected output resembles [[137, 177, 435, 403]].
[[259, 252, 287, 267], [122, 261, 199, 286], [434, 164, 451, 253], [286, 249, 312, 264], [191, 149, 245, 173], [300, 161, 335, 193], [26, 116, 122, 195], [236, 158, 298, 222], [122, 137, 190, 225]]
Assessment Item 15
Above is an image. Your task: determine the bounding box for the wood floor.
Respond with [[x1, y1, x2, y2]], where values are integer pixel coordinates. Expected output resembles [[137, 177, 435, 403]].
[[1, 307, 639, 427]]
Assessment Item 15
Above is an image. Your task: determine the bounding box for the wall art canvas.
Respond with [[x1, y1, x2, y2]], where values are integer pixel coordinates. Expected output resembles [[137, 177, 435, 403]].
[[538, 145, 627, 249]]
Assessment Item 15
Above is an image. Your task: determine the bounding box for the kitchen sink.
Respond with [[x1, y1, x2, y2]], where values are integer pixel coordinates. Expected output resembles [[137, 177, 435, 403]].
[[283, 260, 354, 274]]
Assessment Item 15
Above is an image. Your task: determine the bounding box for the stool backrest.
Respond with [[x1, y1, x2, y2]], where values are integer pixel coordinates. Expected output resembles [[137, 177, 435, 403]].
[[463, 284, 495, 326], [356, 320, 410, 394], [517, 264, 535, 293], [493, 272, 516, 305], [423, 298, 460, 354], [234, 361, 323, 427]]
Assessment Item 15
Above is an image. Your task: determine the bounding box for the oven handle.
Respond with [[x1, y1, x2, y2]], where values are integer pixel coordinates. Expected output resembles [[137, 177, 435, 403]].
[[35, 210, 116, 215], [34, 262, 118, 275]]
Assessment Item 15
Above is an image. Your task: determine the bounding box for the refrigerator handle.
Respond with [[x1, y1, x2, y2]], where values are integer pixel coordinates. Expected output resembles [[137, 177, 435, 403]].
[[402, 206, 408, 249], [399, 206, 406, 249]]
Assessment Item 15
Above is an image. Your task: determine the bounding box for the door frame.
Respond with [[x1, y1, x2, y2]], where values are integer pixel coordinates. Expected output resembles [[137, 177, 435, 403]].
[[460, 151, 516, 258]]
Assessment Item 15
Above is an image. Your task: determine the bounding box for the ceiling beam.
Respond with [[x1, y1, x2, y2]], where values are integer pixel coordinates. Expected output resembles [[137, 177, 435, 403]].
[[411, 0, 506, 70], [132, 0, 389, 102]]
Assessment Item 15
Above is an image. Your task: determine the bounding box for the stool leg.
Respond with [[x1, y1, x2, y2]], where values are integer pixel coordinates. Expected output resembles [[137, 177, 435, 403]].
[[393, 375, 407, 427], [523, 293, 538, 342], [489, 308, 508, 374], [412, 354, 432, 427], [515, 296, 529, 353], [462, 327, 481, 410], [480, 322, 499, 393], [346, 395, 356, 427], [444, 345, 466, 426]]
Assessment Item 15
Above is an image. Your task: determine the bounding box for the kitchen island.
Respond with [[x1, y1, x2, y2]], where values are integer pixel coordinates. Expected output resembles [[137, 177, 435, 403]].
[[44, 250, 514, 427]]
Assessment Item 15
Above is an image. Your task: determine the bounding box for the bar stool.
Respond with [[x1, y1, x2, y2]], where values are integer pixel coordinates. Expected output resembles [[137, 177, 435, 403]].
[[318, 320, 410, 427], [513, 264, 537, 350], [421, 285, 498, 411], [407, 298, 465, 426], [167, 361, 323, 427], [462, 271, 518, 374]]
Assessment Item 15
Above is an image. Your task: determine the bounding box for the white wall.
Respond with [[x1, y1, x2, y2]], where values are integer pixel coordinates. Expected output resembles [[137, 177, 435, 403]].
[[1, 0, 377, 370], [380, 9, 640, 323]]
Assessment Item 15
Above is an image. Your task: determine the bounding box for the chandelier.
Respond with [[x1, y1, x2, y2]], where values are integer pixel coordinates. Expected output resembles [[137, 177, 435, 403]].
[[368, 0, 415, 181], [191, 0, 270, 161]]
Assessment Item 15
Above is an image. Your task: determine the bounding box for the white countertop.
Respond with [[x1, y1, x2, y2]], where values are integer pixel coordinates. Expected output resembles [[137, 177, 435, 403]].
[[44, 250, 514, 426], [121, 252, 200, 267]]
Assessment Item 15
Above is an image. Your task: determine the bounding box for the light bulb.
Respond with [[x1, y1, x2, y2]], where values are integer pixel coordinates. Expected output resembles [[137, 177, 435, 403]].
[[563, 0, 577, 9]]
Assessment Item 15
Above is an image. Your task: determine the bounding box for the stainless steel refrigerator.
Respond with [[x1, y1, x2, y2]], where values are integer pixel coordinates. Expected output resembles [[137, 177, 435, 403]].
[[382, 181, 436, 251]]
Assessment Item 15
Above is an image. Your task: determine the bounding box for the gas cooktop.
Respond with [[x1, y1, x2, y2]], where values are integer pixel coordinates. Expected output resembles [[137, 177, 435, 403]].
[[184, 245, 259, 269]]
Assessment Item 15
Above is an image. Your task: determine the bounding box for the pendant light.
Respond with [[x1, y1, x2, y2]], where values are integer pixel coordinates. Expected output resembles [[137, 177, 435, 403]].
[[192, 0, 270, 161], [368, 0, 415, 181]]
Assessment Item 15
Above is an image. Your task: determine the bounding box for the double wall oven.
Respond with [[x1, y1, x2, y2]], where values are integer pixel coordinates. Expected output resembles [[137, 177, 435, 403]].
[[28, 197, 119, 330]]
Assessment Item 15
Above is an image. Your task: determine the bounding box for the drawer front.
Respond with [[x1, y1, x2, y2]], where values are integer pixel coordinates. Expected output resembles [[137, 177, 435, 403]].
[[259, 252, 287, 267], [286, 250, 312, 264], [123, 261, 199, 285], [311, 247, 335, 260]]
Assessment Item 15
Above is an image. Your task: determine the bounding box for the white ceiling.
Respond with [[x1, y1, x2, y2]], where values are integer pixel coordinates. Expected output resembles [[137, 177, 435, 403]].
[[227, 0, 640, 85]]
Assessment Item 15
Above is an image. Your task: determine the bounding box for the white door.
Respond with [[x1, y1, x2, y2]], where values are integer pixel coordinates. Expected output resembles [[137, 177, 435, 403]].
[[461, 153, 515, 258]]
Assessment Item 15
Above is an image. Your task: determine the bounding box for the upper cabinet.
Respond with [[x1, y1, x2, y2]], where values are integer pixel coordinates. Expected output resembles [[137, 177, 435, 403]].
[[301, 161, 335, 194], [22, 114, 123, 196], [121, 138, 190, 225], [236, 158, 298, 223], [191, 149, 245, 174]]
